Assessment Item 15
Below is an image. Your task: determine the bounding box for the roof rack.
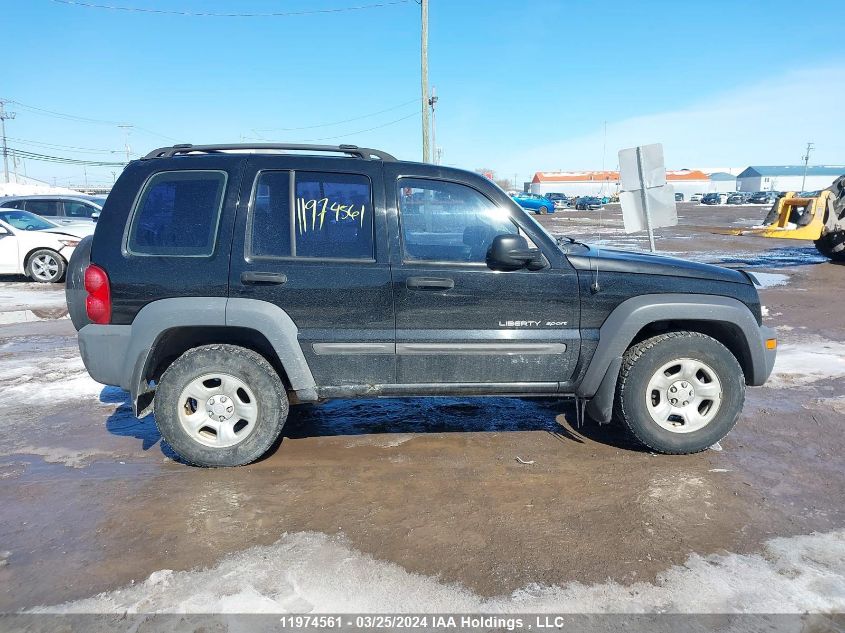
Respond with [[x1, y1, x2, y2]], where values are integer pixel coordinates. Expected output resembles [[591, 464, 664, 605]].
[[142, 143, 396, 161]]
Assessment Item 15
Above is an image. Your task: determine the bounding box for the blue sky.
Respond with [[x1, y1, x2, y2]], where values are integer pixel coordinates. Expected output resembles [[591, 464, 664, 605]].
[[4, 0, 844, 186]]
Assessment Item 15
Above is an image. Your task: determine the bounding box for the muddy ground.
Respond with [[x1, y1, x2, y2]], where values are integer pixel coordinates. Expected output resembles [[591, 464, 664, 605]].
[[0, 202, 843, 613]]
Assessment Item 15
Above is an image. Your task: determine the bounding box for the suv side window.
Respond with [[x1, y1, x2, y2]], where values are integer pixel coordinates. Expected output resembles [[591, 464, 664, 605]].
[[65, 201, 97, 218], [248, 170, 374, 260], [398, 178, 517, 263], [127, 170, 227, 257], [24, 200, 61, 217]]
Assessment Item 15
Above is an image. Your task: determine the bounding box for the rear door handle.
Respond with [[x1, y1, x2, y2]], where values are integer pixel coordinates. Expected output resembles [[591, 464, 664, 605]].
[[406, 276, 454, 290], [241, 271, 288, 285]]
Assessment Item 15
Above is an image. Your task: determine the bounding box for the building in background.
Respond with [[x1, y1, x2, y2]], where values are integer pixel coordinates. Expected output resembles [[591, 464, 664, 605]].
[[736, 166, 845, 193], [530, 171, 619, 197], [707, 171, 737, 193], [530, 168, 717, 198]]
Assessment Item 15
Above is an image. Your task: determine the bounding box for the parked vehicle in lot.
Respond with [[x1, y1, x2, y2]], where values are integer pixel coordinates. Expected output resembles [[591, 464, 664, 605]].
[[748, 191, 780, 204], [701, 193, 726, 205], [545, 192, 570, 209], [727, 192, 752, 205], [68, 143, 776, 467], [0, 194, 107, 225], [675, 193, 684, 202], [575, 196, 603, 210], [511, 192, 555, 214], [0, 209, 93, 282], [690, 193, 704, 202]]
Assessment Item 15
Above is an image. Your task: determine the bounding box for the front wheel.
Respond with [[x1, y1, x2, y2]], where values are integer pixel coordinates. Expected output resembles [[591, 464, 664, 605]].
[[27, 249, 66, 283], [537, 205, 549, 215], [613, 332, 745, 454], [154, 344, 289, 467]]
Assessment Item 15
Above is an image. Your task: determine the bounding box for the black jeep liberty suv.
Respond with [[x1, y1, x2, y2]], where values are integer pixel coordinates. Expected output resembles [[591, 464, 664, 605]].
[[66, 143, 777, 467]]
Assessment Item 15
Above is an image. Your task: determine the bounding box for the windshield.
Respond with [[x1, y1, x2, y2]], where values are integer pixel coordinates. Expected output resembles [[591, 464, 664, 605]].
[[0, 209, 59, 231]]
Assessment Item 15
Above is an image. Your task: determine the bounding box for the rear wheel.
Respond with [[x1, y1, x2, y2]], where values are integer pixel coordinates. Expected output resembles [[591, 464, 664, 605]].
[[537, 205, 549, 215], [614, 332, 745, 454], [154, 344, 288, 467], [814, 231, 845, 263], [27, 249, 65, 283]]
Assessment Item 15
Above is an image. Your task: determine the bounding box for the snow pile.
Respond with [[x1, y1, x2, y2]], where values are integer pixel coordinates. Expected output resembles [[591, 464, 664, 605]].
[[767, 338, 845, 387], [0, 283, 68, 311], [0, 181, 81, 197], [34, 529, 845, 614]]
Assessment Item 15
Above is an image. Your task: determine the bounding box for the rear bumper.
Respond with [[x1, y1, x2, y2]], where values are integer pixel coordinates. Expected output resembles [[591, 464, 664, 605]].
[[78, 324, 133, 390]]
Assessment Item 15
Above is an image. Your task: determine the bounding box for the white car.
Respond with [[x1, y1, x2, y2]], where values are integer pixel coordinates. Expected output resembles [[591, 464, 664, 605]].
[[0, 209, 94, 283]]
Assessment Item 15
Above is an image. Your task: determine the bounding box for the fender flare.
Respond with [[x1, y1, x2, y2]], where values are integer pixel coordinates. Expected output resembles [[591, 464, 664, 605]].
[[577, 294, 775, 422], [124, 297, 317, 407]]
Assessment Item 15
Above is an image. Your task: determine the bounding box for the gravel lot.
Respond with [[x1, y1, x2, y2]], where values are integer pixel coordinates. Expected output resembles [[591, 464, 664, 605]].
[[1, 203, 843, 614]]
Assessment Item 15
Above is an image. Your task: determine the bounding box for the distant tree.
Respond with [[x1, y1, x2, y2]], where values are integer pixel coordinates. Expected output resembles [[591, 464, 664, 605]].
[[494, 178, 513, 190]]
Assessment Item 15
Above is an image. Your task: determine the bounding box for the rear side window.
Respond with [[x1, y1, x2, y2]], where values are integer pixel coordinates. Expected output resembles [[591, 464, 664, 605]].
[[127, 170, 227, 257], [248, 170, 374, 260], [24, 200, 61, 216]]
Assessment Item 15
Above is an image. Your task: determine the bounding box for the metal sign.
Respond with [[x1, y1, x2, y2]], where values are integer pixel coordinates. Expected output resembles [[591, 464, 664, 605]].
[[618, 143, 677, 251]]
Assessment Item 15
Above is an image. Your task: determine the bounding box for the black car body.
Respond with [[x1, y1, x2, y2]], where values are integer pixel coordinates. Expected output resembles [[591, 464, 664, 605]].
[[67, 143, 776, 466], [748, 191, 780, 204], [701, 193, 723, 205], [575, 196, 602, 210]]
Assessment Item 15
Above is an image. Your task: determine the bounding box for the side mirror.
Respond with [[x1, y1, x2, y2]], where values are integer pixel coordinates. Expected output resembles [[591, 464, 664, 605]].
[[91, 211, 100, 222], [486, 234, 544, 271]]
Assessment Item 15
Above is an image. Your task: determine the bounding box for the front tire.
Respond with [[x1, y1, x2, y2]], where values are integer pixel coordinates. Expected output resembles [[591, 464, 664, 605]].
[[154, 344, 288, 467], [613, 332, 745, 454], [27, 249, 66, 283]]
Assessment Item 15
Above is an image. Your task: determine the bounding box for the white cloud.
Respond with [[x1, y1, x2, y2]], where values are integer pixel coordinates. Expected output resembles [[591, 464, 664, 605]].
[[498, 65, 845, 175]]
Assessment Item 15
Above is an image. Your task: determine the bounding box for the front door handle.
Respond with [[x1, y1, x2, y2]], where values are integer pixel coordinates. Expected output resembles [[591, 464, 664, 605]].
[[406, 276, 454, 290], [241, 271, 288, 285]]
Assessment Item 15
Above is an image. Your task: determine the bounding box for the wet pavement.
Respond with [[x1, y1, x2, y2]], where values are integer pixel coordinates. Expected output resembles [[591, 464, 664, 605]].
[[1, 204, 844, 613]]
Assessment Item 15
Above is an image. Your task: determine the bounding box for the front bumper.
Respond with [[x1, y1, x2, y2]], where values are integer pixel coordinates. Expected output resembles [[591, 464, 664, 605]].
[[756, 325, 778, 385]]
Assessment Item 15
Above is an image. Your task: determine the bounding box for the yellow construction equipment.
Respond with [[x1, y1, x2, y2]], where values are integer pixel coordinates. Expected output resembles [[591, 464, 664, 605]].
[[731, 175, 845, 262]]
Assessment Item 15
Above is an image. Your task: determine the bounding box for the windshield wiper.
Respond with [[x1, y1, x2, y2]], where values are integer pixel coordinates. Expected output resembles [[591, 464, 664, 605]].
[[556, 235, 588, 248]]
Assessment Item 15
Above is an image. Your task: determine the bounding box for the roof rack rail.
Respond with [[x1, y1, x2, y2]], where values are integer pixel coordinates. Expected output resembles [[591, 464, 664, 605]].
[[142, 143, 397, 161]]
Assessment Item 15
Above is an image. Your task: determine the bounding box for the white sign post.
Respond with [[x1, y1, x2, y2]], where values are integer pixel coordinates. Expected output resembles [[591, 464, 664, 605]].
[[618, 143, 677, 252]]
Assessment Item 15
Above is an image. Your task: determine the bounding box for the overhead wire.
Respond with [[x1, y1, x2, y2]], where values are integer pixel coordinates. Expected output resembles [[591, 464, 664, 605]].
[[49, 0, 414, 18]]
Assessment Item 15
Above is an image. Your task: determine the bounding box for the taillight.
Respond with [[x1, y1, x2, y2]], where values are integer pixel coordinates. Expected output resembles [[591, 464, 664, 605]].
[[84, 264, 111, 325]]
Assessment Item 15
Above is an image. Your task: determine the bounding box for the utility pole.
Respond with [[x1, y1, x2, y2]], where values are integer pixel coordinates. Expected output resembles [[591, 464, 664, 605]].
[[420, 0, 430, 163], [800, 142, 814, 192], [428, 86, 439, 164], [0, 100, 17, 184], [118, 124, 133, 162]]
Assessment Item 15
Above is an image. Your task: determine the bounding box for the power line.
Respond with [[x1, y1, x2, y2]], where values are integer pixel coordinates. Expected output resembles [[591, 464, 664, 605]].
[[254, 98, 420, 132], [9, 147, 126, 167], [49, 0, 413, 17], [1, 97, 178, 141], [305, 111, 418, 141], [7, 136, 119, 154]]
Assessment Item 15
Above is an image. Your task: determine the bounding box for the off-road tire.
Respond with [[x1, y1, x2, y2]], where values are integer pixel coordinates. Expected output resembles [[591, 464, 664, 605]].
[[155, 344, 288, 467], [26, 249, 66, 283], [613, 331, 745, 454], [814, 232, 845, 263]]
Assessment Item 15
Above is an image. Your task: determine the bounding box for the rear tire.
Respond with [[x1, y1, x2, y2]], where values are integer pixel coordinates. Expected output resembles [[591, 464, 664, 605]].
[[814, 231, 845, 263], [613, 332, 745, 454], [154, 344, 288, 467], [538, 205, 549, 215], [26, 249, 66, 283]]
